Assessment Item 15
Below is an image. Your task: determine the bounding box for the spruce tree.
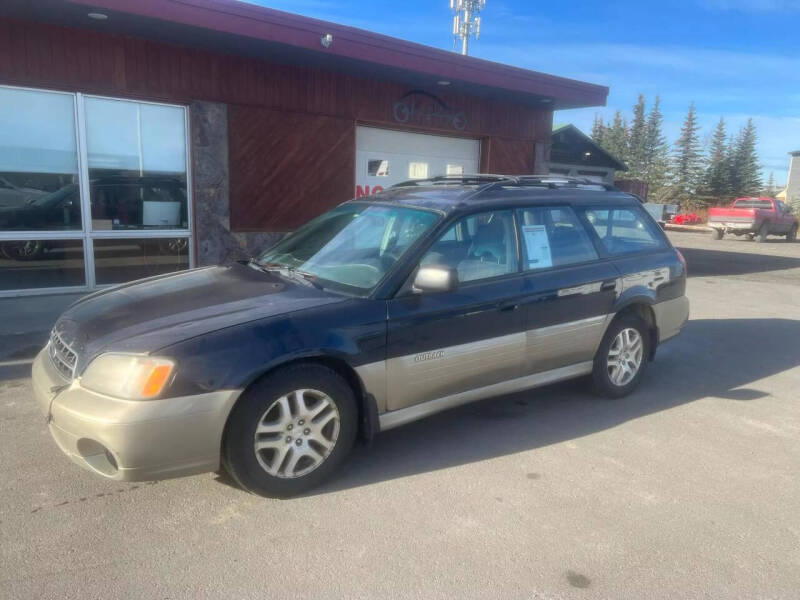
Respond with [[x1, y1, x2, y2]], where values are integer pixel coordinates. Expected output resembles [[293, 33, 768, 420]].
[[702, 118, 730, 202], [627, 94, 647, 179], [765, 171, 775, 197], [590, 114, 606, 146], [732, 119, 762, 197], [671, 102, 703, 209], [643, 96, 669, 197], [602, 110, 629, 175], [724, 133, 740, 198]]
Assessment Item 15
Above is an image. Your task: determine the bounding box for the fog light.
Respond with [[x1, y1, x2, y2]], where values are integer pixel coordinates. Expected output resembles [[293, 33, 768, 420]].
[[76, 438, 119, 476]]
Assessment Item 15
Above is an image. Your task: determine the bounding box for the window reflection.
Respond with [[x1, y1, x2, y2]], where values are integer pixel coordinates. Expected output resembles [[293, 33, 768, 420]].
[[0, 88, 81, 231], [93, 238, 189, 285], [89, 177, 187, 230], [85, 98, 188, 230], [0, 240, 85, 290]]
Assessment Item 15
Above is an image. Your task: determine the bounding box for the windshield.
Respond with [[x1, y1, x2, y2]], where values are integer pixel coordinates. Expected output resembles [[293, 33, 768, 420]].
[[257, 203, 440, 296]]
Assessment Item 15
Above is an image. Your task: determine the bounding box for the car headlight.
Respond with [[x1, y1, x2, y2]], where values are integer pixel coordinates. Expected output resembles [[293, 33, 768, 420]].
[[80, 354, 175, 400]]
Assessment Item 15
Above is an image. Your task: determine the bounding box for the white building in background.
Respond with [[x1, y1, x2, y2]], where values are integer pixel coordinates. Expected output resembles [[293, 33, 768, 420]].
[[777, 150, 800, 208]]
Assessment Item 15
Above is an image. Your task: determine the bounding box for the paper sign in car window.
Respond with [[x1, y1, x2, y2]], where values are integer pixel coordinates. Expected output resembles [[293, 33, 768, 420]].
[[522, 225, 552, 269]]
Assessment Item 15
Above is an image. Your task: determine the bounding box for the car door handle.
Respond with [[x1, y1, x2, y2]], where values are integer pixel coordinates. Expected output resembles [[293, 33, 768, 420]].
[[498, 301, 520, 312], [600, 279, 617, 291]]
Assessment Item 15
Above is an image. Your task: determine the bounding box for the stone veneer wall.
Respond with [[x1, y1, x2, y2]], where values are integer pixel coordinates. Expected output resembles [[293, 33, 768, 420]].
[[190, 101, 283, 266]]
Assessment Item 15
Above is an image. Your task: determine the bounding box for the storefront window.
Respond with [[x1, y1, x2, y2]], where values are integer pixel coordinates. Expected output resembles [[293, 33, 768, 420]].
[[85, 98, 188, 231], [0, 240, 86, 290], [0, 86, 192, 295], [93, 237, 189, 285], [0, 88, 81, 231]]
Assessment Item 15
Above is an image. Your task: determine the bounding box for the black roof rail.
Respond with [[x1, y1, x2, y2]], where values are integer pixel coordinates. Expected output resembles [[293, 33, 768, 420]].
[[391, 174, 517, 188], [515, 175, 619, 191], [464, 175, 619, 199], [389, 173, 623, 203]]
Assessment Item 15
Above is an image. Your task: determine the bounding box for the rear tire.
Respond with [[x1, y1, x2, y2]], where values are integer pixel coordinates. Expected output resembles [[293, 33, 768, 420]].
[[711, 229, 723, 240], [223, 364, 358, 498], [756, 223, 769, 243], [592, 314, 650, 399], [787, 225, 798, 242]]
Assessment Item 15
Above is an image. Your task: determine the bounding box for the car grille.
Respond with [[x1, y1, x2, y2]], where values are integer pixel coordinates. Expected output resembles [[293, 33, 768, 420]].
[[49, 328, 78, 380]]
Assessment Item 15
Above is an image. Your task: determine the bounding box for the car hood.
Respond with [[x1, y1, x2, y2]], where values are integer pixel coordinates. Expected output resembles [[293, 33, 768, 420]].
[[55, 263, 346, 363]]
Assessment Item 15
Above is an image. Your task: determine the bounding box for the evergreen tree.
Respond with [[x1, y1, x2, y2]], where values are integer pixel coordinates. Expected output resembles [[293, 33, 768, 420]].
[[671, 102, 703, 208], [627, 94, 648, 179], [724, 133, 740, 197], [731, 118, 762, 197], [701, 118, 730, 202], [643, 96, 669, 197], [764, 171, 775, 197], [602, 110, 629, 174], [590, 114, 606, 146]]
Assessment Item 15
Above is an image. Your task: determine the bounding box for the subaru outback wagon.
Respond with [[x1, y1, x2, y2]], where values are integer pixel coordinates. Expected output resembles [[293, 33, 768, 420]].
[[33, 175, 689, 497]]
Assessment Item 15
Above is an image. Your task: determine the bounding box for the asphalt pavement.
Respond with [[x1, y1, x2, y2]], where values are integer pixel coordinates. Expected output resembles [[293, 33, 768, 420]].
[[1, 231, 799, 599]]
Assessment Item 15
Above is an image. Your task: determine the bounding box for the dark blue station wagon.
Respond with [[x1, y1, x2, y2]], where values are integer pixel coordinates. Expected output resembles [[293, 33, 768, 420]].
[[33, 175, 689, 497]]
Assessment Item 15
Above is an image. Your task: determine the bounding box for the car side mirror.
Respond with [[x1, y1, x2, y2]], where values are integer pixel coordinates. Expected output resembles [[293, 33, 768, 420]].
[[413, 265, 458, 293]]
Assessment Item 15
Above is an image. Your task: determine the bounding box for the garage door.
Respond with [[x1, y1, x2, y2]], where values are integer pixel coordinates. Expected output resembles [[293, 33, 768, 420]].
[[355, 126, 480, 197]]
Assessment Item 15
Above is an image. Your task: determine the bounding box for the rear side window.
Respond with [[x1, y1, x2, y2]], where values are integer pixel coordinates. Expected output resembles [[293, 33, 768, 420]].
[[517, 206, 598, 270], [582, 207, 665, 255]]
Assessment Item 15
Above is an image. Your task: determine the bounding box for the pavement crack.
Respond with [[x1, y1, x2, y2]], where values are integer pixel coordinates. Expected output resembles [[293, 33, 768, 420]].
[[28, 481, 158, 513]]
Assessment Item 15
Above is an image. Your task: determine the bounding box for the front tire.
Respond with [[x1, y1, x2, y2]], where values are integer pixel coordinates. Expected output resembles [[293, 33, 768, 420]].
[[711, 228, 724, 240], [591, 314, 649, 398], [223, 364, 358, 498]]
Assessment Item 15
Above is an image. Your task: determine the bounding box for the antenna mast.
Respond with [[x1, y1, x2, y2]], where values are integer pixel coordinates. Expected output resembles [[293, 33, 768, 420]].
[[451, 0, 485, 56]]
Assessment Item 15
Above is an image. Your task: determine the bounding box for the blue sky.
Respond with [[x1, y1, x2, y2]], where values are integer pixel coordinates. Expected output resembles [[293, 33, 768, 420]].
[[246, 0, 799, 185]]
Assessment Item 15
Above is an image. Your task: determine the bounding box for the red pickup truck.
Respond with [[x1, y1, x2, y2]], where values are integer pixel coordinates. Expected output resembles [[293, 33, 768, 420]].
[[707, 197, 798, 242]]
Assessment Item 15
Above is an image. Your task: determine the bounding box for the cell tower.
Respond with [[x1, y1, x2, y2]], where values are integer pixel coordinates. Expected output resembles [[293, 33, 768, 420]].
[[451, 0, 485, 56]]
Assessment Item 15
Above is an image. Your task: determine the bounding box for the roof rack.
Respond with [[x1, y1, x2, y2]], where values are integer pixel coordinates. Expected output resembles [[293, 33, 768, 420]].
[[391, 174, 514, 188], [390, 173, 618, 193]]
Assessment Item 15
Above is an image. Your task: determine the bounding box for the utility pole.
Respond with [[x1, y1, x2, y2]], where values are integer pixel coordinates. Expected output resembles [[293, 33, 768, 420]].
[[451, 0, 485, 56]]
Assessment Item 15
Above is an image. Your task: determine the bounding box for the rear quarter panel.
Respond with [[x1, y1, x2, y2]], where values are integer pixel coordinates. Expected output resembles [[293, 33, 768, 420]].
[[611, 249, 687, 347], [612, 250, 685, 309]]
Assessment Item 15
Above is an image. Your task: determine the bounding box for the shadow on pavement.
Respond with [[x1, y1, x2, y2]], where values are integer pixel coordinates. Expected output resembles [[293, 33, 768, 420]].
[[0, 362, 33, 381], [0, 335, 43, 382], [306, 318, 800, 496], [677, 246, 800, 278]]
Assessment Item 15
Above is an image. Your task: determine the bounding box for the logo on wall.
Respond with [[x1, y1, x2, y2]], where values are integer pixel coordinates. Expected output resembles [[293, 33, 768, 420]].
[[393, 90, 467, 131]]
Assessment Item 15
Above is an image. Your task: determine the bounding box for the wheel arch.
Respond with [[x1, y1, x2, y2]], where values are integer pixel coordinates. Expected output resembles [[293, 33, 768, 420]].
[[220, 353, 379, 461], [612, 298, 658, 360]]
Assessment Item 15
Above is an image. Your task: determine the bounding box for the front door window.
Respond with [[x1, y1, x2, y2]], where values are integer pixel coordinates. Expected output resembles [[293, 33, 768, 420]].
[[420, 210, 519, 283]]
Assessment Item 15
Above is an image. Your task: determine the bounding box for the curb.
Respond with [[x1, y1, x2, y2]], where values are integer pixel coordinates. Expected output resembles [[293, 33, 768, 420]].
[[664, 224, 710, 234]]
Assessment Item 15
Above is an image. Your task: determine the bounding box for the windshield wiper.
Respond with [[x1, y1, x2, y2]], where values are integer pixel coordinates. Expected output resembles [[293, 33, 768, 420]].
[[248, 260, 323, 290], [290, 269, 324, 290]]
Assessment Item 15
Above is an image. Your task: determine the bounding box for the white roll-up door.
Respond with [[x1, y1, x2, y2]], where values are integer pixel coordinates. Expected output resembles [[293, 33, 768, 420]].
[[355, 126, 480, 197]]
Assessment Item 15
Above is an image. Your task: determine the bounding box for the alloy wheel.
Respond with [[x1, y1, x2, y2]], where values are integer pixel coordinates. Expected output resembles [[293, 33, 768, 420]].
[[607, 328, 643, 387], [253, 389, 340, 479]]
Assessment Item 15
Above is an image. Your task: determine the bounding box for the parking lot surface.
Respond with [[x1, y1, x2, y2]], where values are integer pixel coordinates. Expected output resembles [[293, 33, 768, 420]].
[[1, 231, 799, 599]]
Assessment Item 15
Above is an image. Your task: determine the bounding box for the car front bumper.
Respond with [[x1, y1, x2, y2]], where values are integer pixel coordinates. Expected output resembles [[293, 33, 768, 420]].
[[32, 348, 241, 481]]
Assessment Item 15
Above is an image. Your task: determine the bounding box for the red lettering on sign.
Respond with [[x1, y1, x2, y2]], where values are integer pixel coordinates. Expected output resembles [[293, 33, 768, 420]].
[[355, 185, 384, 198]]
